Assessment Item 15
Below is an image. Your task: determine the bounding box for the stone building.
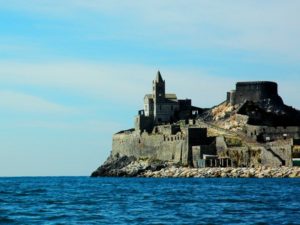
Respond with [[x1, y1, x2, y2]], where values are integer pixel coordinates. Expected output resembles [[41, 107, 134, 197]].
[[227, 81, 283, 105], [227, 81, 300, 143], [135, 71, 202, 133], [110, 74, 298, 168], [113, 71, 215, 167]]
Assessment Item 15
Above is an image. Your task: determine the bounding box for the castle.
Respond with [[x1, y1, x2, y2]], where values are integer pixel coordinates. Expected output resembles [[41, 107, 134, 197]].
[[113, 71, 214, 166], [227, 81, 300, 142], [227, 81, 283, 105], [111, 72, 300, 168]]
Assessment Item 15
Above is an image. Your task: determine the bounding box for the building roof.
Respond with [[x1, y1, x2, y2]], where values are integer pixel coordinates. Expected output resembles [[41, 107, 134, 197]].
[[156, 70, 164, 83], [165, 94, 177, 99], [144, 93, 177, 100], [144, 94, 153, 99]]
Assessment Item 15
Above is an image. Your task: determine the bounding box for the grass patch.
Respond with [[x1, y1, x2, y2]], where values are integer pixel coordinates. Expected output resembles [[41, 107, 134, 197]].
[[225, 137, 243, 147]]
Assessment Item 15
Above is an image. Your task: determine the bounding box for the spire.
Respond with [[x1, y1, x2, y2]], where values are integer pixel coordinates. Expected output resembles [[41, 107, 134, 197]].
[[156, 70, 163, 83]]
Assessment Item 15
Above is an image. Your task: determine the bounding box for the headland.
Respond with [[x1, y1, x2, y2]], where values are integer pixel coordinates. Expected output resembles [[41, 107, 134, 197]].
[[92, 71, 300, 178]]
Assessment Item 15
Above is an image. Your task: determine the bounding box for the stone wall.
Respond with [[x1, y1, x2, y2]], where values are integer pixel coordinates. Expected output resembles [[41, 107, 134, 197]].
[[228, 81, 283, 105], [266, 142, 293, 167], [235, 81, 280, 104], [112, 130, 190, 165], [192, 145, 216, 167], [246, 124, 300, 142], [134, 114, 154, 133], [112, 125, 212, 166]]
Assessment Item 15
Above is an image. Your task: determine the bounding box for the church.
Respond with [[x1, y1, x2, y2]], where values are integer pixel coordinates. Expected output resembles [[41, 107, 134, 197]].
[[135, 71, 202, 133]]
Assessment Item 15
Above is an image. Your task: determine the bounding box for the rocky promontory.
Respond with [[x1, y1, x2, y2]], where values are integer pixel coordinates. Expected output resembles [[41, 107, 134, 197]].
[[92, 76, 300, 178], [91, 157, 300, 178]]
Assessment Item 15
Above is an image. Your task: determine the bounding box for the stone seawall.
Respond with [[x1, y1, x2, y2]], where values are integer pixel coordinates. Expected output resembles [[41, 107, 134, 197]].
[[112, 131, 189, 165]]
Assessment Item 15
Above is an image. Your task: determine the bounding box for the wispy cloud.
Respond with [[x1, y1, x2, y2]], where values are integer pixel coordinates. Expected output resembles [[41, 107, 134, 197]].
[[13, 119, 123, 135], [0, 61, 234, 108], [0, 61, 151, 106], [0, 90, 76, 114], [1, 1, 299, 61]]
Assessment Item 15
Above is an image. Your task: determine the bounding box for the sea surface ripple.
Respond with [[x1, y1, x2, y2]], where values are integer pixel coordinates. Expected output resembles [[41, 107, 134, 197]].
[[0, 177, 299, 224]]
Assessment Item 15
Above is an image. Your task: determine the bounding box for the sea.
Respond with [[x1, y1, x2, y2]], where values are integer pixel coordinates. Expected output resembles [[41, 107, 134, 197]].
[[0, 177, 299, 225]]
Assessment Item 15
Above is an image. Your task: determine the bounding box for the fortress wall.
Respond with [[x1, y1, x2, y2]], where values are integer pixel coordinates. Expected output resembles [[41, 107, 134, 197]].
[[246, 125, 300, 141], [112, 131, 189, 165], [234, 82, 279, 104]]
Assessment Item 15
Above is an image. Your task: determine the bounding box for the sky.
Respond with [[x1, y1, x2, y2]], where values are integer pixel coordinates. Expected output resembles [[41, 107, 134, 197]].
[[0, 1, 300, 176]]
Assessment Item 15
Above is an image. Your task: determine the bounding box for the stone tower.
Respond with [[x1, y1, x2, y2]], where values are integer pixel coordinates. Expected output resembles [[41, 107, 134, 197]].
[[153, 71, 166, 123]]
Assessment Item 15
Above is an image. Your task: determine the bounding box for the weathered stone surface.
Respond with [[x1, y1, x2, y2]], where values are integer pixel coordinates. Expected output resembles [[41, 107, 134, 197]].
[[91, 155, 170, 177], [91, 154, 137, 177]]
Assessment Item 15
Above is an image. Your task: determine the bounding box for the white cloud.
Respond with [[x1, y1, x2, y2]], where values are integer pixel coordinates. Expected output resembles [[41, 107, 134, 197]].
[[14, 119, 123, 134], [83, 1, 300, 53], [0, 90, 75, 114], [2, 0, 299, 61]]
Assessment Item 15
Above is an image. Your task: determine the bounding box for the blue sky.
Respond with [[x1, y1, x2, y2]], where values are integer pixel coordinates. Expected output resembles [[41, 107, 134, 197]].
[[0, 1, 299, 176]]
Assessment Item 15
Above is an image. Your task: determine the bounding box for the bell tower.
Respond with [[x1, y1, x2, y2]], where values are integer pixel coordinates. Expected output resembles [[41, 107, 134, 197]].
[[153, 70, 165, 102], [153, 71, 165, 123]]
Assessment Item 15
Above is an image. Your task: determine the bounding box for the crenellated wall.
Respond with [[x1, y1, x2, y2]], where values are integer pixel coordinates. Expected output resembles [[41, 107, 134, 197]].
[[112, 130, 189, 165], [112, 125, 213, 166]]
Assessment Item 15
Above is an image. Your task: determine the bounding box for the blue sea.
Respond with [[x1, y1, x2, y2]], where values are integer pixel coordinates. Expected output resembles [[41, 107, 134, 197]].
[[0, 177, 299, 225]]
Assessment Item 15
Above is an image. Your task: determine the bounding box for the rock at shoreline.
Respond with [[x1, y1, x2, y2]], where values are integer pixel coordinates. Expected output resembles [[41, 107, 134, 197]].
[[92, 156, 300, 178], [142, 166, 300, 178], [91, 155, 168, 177], [91, 154, 136, 177]]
